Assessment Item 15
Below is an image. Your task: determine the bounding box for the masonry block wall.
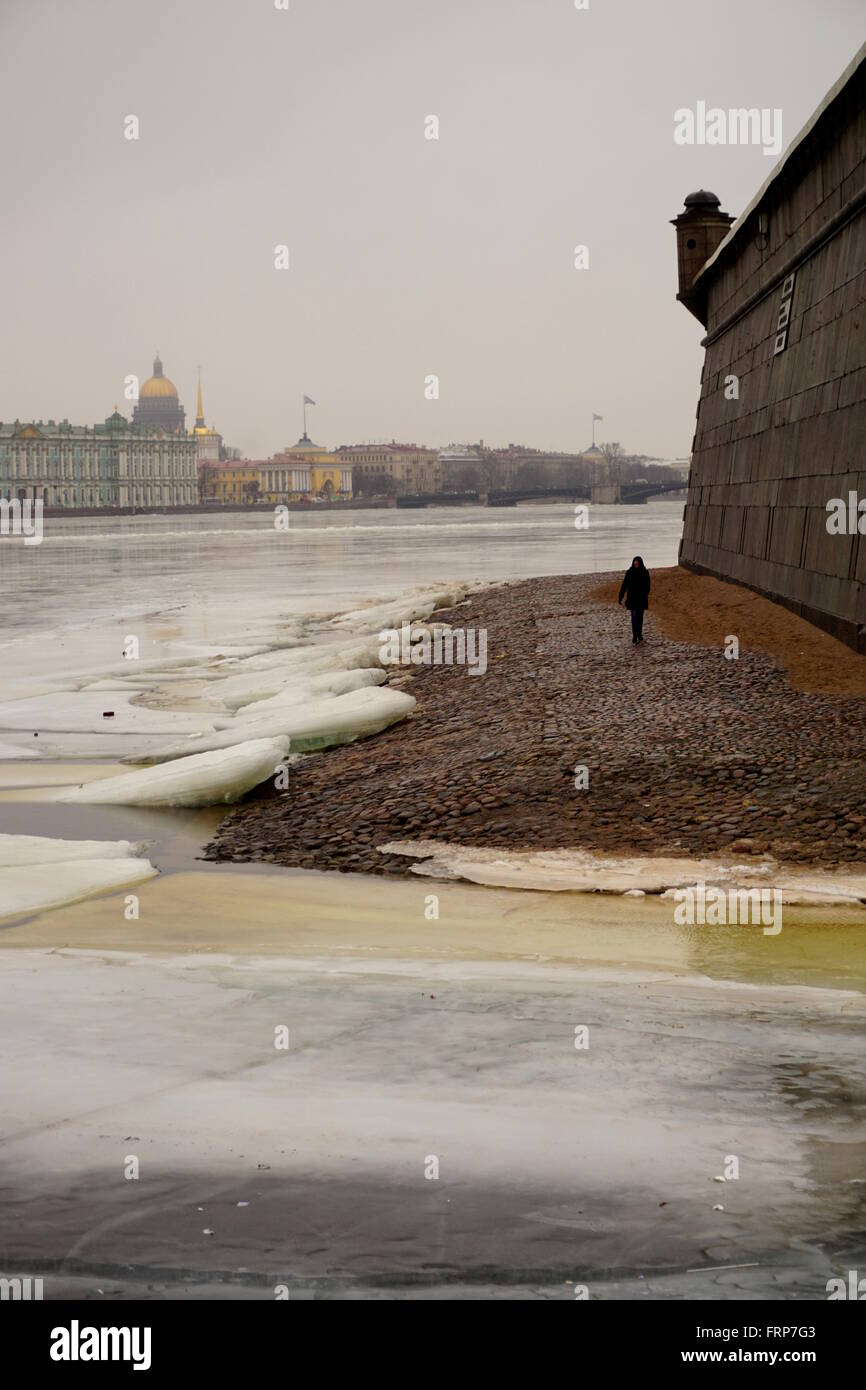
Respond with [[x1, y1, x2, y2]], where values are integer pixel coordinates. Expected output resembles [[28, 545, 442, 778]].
[[679, 53, 865, 650]]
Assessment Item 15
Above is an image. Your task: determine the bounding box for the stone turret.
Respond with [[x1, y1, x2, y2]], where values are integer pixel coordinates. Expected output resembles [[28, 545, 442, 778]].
[[671, 191, 735, 325]]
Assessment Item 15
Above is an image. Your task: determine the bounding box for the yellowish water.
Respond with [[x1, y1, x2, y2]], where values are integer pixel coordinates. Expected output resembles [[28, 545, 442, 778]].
[[0, 763, 124, 792], [1, 761, 863, 993], [2, 865, 864, 994]]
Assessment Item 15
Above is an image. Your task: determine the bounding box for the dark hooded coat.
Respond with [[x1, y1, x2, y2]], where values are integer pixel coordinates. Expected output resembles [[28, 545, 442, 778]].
[[618, 558, 651, 611]]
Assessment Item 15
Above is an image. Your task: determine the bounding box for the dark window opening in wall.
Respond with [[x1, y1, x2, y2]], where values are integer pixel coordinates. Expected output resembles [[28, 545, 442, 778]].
[[774, 270, 796, 357]]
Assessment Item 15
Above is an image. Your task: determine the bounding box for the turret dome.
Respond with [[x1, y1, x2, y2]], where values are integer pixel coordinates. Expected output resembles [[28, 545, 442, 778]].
[[683, 190, 722, 210]]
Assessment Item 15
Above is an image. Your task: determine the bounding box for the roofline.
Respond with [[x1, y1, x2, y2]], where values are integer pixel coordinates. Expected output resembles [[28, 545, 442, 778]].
[[694, 40, 866, 286]]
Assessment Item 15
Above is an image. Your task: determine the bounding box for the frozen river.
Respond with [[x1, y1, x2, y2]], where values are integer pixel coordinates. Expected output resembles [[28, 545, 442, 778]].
[[0, 497, 685, 912], [0, 498, 685, 640], [0, 499, 685, 778]]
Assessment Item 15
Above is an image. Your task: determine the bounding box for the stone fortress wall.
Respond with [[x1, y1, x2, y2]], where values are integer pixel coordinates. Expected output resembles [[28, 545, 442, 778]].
[[676, 45, 865, 651]]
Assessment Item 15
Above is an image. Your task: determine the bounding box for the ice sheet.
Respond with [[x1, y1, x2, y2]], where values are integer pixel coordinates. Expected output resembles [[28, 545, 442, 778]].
[[232, 667, 387, 718], [329, 587, 465, 633], [0, 858, 156, 920], [377, 840, 866, 905], [0, 691, 216, 735], [209, 643, 383, 710], [0, 833, 156, 919], [0, 740, 38, 760], [57, 737, 290, 807], [0, 584, 450, 770], [133, 687, 416, 763], [0, 833, 147, 866]]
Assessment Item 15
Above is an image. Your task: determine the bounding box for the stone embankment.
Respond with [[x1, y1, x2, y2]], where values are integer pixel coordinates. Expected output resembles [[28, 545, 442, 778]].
[[204, 570, 866, 877]]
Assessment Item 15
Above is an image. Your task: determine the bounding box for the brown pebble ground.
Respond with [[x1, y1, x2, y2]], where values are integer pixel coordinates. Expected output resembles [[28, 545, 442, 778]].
[[203, 568, 866, 878]]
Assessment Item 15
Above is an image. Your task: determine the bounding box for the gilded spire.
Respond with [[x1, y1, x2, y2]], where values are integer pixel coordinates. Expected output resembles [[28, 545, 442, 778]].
[[196, 366, 205, 428]]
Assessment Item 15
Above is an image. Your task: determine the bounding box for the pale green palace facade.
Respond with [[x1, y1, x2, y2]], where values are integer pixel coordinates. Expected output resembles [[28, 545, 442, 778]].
[[0, 411, 197, 509]]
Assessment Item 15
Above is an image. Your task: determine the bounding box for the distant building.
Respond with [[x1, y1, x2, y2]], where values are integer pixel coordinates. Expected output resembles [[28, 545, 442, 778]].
[[202, 433, 353, 504], [191, 370, 222, 464], [581, 444, 607, 484], [132, 353, 186, 434], [439, 443, 483, 470], [0, 411, 196, 508], [472, 444, 599, 492], [199, 460, 259, 505], [259, 433, 352, 501], [438, 443, 491, 491], [337, 442, 441, 495], [672, 43, 866, 650]]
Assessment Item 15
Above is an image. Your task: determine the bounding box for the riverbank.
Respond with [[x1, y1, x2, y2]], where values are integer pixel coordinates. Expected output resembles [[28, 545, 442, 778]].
[[204, 568, 866, 881]]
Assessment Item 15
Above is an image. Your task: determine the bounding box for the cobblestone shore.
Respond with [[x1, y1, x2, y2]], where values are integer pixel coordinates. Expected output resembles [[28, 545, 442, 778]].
[[204, 572, 866, 877]]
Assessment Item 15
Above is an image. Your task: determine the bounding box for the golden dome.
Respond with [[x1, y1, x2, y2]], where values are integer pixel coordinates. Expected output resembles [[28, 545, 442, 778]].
[[139, 353, 179, 400], [141, 376, 178, 399]]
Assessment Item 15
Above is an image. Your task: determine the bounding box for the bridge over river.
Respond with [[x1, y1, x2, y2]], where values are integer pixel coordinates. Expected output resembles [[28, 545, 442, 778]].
[[485, 480, 687, 506], [393, 481, 687, 508]]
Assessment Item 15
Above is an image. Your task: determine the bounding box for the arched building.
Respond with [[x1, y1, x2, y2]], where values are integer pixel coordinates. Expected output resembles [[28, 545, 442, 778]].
[[257, 433, 353, 501]]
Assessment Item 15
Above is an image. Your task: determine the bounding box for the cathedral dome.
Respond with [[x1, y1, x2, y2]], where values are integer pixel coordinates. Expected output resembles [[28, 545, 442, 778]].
[[140, 354, 179, 400]]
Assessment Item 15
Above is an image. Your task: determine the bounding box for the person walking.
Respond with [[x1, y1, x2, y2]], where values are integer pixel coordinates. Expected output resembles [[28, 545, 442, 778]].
[[618, 555, 651, 644]]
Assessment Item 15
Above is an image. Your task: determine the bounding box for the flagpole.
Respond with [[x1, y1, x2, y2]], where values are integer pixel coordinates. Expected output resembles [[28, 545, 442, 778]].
[[303, 396, 307, 438], [592, 414, 595, 448]]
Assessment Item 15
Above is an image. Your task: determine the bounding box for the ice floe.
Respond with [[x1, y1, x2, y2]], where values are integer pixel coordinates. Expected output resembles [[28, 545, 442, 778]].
[[376, 841, 866, 906], [133, 687, 415, 763], [208, 644, 382, 711], [0, 833, 156, 920], [0, 690, 216, 736], [231, 667, 387, 717], [329, 587, 465, 634], [0, 583, 447, 777], [0, 740, 38, 760], [0, 833, 147, 865], [57, 737, 290, 807]]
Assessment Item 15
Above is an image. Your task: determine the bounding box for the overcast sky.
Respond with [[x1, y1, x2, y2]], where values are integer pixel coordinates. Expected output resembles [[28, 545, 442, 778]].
[[1, 0, 862, 460]]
